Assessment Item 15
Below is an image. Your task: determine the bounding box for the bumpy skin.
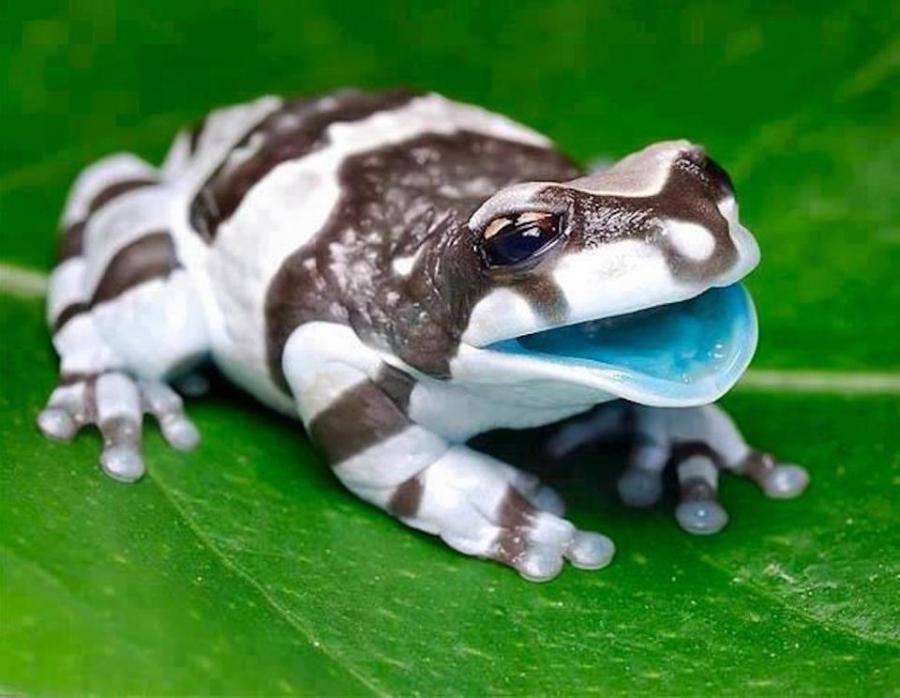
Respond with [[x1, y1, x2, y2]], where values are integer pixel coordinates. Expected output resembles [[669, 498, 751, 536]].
[[38, 89, 808, 581]]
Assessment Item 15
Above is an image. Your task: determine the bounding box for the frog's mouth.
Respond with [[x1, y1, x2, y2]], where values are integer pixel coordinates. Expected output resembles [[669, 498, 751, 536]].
[[483, 283, 757, 405]]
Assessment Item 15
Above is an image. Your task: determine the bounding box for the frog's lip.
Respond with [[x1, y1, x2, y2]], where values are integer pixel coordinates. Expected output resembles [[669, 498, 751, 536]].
[[479, 283, 757, 406]]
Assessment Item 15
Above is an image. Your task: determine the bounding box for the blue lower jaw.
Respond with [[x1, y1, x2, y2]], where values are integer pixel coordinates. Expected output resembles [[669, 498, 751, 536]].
[[485, 283, 757, 403]]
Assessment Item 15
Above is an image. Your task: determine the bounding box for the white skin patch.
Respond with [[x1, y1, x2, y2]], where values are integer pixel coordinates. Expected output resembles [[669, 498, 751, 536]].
[[333, 426, 449, 502], [391, 254, 417, 276], [664, 219, 716, 261], [408, 375, 600, 442], [47, 257, 86, 324], [91, 271, 209, 379], [81, 186, 175, 294], [54, 314, 123, 375], [461, 287, 541, 346], [565, 139, 692, 197], [282, 321, 383, 416], [61, 153, 157, 226]]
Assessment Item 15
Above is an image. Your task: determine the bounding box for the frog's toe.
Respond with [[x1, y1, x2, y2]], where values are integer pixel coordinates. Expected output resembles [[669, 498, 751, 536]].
[[760, 464, 809, 499], [566, 531, 615, 570], [37, 406, 78, 441], [617, 468, 663, 507], [100, 444, 145, 482], [524, 481, 567, 517], [676, 498, 729, 535], [674, 455, 729, 535], [140, 379, 201, 451], [516, 545, 566, 582], [739, 451, 810, 500]]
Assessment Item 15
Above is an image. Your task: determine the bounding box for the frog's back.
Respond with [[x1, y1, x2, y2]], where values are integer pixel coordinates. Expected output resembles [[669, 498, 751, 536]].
[[167, 89, 578, 406]]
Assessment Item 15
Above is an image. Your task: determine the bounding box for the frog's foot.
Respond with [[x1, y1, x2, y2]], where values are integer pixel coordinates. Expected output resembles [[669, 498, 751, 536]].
[[613, 404, 809, 535], [735, 450, 810, 499], [37, 371, 200, 482], [404, 447, 615, 581]]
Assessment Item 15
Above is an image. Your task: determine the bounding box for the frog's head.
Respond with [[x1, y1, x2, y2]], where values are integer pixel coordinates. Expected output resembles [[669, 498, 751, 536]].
[[447, 140, 759, 407]]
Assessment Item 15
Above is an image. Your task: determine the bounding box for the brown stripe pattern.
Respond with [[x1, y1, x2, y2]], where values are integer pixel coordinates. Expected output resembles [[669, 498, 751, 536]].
[[188, 116, 207, 154], [60, 178, 158, 260], [308, 363, 416, 464], [494, 487, 539, 565], [308, 363, 424, 517], [90, 231, 182, 306], [53, 302, 90, 333], [189, 89, 418, 241], [387, 476, 423, 518]]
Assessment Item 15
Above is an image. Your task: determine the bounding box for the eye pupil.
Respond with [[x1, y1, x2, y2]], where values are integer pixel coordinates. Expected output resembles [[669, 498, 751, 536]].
[[480, 214, 562, 269]]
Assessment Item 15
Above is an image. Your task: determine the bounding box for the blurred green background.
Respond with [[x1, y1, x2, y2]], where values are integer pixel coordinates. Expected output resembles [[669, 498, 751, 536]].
[[1, 1, 898, 695]]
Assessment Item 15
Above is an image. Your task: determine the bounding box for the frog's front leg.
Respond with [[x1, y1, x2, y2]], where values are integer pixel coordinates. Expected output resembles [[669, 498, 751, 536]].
[[38, 152, 208, 481], [546, 402, 809, 535], [285, 325, 614, 581]]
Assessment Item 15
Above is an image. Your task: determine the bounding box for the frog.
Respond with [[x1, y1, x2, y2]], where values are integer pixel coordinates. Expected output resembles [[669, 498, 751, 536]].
[[37, 89, 809, 582]]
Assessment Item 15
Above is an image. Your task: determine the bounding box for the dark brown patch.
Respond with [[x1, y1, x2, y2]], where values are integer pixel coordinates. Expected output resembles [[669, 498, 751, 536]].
[[88, 178, 157, 214], [513, 276, 570, 325], [53, 302, 90, 333], [189, 89, 418, 241], [308, 379, 411, 464], [374, 364, 416, 412], [264, 129, 580, 389], [83, 374, 99, 424], [738, 450, 776, 486], [667, 440, 724, 469], [59, 371, 97, 386], [90, 231, 181, 306], [387, 476, 423, 519], [99, 414, 141, 448], [680, 477, 717, 501], [59, 221, 86, 260], [494, 486, 538, 564], [188, 116, 207, 154], [59, 178, 157, 260]]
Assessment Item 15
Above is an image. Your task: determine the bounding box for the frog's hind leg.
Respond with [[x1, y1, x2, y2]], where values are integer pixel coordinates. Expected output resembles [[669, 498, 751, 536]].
[[39, 152, 208, 481]]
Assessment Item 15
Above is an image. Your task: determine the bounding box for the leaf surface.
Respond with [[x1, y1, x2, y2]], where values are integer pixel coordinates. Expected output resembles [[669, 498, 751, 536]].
[[1, 1, 898, 694]]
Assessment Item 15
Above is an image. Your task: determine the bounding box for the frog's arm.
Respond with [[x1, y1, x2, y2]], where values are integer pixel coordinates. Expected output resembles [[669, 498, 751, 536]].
[[37, 152, 209, 481], [283, 322, 614, 581], [545, 402, 809, 534]]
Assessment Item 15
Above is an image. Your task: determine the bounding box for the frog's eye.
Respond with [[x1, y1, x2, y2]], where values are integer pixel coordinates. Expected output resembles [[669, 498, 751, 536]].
[[478, 212, 563, 270]]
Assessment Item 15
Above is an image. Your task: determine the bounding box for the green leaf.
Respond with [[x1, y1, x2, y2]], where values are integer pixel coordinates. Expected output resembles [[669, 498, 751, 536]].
[[2, 1, 898, 694]]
